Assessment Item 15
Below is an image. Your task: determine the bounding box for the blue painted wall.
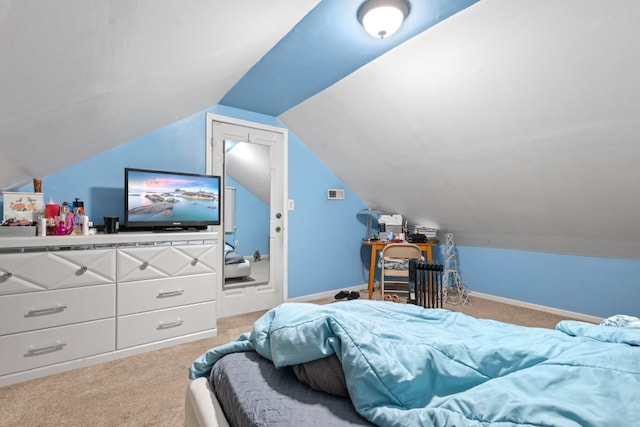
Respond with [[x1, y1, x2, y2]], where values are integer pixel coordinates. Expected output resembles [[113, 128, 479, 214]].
[[287, 131, 369, 297], [454, 246, 640, 318], [5, 104, 639, 318], [224, 176, 269, 258], [9, 104, 369, 299]]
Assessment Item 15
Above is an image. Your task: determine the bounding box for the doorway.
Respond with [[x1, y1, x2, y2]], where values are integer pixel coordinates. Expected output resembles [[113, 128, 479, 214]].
[[206, 114, 288, 318]]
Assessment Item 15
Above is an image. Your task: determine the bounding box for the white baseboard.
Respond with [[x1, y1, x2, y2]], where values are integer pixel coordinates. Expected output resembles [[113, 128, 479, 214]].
[[469, 291, 603, 324], [289, 285, 604, 324]]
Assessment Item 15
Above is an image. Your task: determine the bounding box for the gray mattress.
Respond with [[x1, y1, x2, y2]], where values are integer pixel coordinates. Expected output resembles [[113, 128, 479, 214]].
[[210, 351, 373, 426]]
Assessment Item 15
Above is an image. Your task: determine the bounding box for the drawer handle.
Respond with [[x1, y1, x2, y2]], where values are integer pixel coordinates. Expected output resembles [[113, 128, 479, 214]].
[[140, 261, 150, 270], [78, 266, 88, 274], [157, 289, 184, 298], [25, 341, 67, 357], [26, 304, 68, 317], [1, 271, 12, 280], [157, 319, 183, 330], [191, 257, 199, 266]]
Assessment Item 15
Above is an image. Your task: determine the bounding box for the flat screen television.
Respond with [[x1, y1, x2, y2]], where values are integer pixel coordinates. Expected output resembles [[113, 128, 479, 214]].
[[124, 167, 221, 231]]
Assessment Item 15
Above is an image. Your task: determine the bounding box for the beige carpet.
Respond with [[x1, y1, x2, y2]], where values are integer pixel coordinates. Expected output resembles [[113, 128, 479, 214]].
[[0, 295, 583, 426]]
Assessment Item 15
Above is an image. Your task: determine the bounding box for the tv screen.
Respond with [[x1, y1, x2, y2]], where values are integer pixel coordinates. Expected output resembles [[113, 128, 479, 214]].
[[124, 168, 221, 230]]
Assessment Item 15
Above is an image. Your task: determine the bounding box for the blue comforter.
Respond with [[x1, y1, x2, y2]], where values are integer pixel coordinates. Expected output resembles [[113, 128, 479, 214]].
[[190, 300, 640, 426]]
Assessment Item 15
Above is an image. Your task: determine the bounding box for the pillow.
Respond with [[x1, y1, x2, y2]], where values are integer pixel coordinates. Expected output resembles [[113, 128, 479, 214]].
[[291, 354, 349, 397]]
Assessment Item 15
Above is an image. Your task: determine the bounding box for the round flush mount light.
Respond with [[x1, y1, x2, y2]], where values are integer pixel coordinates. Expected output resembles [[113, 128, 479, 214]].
[[358, 0, 410, 39]]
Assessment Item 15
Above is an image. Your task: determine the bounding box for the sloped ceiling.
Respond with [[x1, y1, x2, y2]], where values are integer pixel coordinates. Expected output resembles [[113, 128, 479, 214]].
[[226, 141, 271, 204], [2, 0, 640, 260], [0, 0, 319, 189], [281, 0, 640, 259]]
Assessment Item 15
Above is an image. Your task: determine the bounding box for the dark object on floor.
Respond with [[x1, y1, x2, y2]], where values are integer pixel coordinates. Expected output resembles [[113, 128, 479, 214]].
[[253, 249, 261, 262], [334, 290, 349, 300], [410, 259, 444, 308], [347, 291, 360, 300]]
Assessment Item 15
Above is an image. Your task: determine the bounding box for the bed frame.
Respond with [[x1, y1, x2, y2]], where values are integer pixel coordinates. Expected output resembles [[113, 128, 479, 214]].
[[186, 301, 640, 426], [185, 350, 372, 427], [185, 377, 229, 427]]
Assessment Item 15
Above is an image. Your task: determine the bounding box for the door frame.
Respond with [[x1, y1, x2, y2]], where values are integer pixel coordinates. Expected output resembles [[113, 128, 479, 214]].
[[205, 113, 288, 315]]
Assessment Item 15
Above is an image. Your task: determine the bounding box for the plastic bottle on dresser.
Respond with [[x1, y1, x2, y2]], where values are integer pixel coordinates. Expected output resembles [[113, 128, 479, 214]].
[[38, 217, 47, 237], [82, 215, 90, 235]]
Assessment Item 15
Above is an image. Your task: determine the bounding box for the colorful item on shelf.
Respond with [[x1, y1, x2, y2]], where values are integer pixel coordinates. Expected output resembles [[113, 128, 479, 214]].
[[2, 191, 44, 224]]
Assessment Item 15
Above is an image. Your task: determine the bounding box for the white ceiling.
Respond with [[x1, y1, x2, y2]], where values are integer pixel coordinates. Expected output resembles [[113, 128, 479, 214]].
[[281, 0, 640, 258], [0, 0, 319, 189], [3, 0, 640, 259]]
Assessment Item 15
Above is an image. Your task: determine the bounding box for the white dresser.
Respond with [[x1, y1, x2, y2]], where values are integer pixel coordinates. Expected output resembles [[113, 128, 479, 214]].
[[0, 232, 220, 387]]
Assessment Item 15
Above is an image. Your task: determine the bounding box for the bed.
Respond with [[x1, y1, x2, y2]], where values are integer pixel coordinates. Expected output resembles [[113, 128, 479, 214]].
[[224, 242, 251, 280], [187, 300, 640, 426]]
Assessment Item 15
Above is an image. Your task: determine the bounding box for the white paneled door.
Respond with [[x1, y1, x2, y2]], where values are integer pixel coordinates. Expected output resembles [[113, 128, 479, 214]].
[[206, 114, 287, 317]]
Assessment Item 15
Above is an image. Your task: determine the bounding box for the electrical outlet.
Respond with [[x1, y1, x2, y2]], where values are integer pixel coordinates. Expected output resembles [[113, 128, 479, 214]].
[[288, 199, 295, 210], [235, 240, 239, 247]]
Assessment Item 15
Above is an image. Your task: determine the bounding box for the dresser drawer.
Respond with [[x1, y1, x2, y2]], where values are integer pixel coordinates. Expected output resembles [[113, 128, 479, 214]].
[[0, 249, 115, 295], [0, 284, 115, 336], [117, 243, 218, 283], [0, 318, 115, 376], [117, 301, 216, 349], [117, 274, 215, 316]]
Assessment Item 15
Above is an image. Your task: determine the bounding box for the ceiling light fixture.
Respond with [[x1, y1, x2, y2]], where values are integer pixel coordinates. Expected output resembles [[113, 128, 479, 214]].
[[358, 0, 409, 39]]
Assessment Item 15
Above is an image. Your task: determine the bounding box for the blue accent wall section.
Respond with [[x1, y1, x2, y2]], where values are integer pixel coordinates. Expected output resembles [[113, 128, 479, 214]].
[[287, 132, 368, 297], [455, 245, 640, 318], [221, 0, 479, 116], [224, 176, 270, 258]]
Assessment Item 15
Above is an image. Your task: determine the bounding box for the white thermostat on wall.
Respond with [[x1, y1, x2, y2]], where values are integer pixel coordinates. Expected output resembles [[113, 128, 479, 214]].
[[327, 189, 345, 200]]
